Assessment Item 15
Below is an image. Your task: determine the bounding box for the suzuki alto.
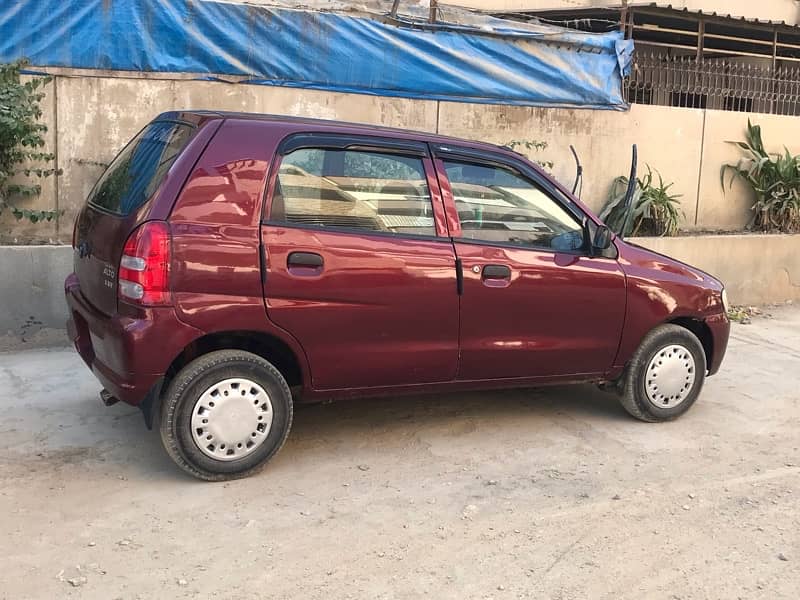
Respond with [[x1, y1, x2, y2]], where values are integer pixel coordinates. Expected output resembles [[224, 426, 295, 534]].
[[65, 111, 730, 480]]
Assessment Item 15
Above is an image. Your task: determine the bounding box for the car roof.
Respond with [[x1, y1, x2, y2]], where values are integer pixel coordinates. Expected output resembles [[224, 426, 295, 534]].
[[159, 110, 516, 157]]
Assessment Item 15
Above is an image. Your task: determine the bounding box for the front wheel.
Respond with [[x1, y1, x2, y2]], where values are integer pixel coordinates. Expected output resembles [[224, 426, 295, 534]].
[[618, 324, 707, 422], [159, 350, 293, 481]]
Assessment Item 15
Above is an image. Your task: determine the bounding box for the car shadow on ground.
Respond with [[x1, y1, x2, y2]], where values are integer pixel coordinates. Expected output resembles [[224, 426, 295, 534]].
[[51, 383, 627, 482], [291, 383, 625, 435]]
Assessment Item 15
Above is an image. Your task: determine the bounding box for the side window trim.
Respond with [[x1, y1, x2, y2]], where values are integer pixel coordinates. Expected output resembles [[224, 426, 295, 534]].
[[277, 133, 428, 157], [262, 133, 448, 240]]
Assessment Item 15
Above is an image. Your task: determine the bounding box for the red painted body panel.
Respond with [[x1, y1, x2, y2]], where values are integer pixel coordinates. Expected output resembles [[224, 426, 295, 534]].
[[65, 273, 203, 405], [260, 225, 459, 389], [167, 119, 312, 382], [453, 242, 626, 379], [704, 313, 730, 375], [612, 241, 729, 375], [424, 157, 452, 238], [433, 157, 463, 238], [64, 110, 730, 412]]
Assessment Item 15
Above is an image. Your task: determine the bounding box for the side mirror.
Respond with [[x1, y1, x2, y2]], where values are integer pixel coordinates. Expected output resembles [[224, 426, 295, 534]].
[[593, 225, 613, 252], [582, 219, 614, 257]]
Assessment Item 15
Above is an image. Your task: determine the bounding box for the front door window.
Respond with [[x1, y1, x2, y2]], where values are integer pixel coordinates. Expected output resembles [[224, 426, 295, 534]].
[[442, 160, 585, 252]]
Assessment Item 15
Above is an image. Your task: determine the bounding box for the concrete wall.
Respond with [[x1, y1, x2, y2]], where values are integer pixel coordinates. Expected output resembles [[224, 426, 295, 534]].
[[439, 103, 800, 232], [631, 235, 800, 306], [0, 245, 72, 349], [7, 72, 799, 243], [3, 70, 800, 347], [696, 110, 800, 230], [437, 102, 704, 221], [54, 76, 438, 243]]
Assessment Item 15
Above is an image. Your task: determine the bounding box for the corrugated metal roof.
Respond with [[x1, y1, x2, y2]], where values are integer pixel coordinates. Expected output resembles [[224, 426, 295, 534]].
[[502, 2, 800, 29], [638, 3, 798, 28]]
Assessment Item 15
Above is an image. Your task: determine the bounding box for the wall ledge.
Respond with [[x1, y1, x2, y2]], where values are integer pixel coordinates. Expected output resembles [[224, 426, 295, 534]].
[[628, 233, 800, 305]]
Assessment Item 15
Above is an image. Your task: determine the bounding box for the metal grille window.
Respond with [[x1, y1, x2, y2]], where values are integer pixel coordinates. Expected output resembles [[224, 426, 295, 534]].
[[512, 5, 800, 116], [624, 53, 800, 116]]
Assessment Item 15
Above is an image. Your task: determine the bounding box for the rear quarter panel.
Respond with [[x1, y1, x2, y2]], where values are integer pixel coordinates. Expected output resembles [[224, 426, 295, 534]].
[[168, 119, 310, 382]]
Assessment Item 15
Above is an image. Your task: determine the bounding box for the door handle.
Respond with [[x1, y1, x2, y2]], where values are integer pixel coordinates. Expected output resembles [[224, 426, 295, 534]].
[[287, 251, 324, 275], [482, 264, 511, 280], [288, 252, 323, 268]]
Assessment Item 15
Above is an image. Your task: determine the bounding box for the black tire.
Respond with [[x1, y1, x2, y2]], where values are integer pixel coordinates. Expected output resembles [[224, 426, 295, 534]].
[[159, 350, 293, 481], [618, 324, 707, 422]]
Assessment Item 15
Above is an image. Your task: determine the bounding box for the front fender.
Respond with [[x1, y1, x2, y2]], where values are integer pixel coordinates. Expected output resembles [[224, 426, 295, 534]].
[[612, 241, 727, 374]]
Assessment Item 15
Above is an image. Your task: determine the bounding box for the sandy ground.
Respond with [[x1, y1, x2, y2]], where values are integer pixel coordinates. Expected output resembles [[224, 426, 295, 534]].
[[1, 308, 799, 599]]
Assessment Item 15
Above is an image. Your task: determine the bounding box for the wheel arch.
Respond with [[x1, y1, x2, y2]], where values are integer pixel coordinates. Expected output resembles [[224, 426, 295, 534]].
[[612, 313, 716, 382], [667, 316, 714, 372], [141, 329, 308, 429]]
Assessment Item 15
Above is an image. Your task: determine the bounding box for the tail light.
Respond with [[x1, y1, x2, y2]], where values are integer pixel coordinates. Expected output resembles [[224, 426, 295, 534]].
[[118, 221, 172, 306]]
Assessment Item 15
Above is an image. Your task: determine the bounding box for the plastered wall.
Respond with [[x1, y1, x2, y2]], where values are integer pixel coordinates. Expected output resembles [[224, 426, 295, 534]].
[[4, 72, 797, 242]]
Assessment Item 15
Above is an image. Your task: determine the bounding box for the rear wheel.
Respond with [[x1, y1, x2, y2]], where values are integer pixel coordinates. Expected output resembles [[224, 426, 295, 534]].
[[618, 324, 706, 422], [159, 350, 293, 481]]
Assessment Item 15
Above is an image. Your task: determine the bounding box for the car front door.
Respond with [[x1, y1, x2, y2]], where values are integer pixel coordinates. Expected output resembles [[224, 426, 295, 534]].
[[433, 146, 626, 381], [260, 134, 459, 390]]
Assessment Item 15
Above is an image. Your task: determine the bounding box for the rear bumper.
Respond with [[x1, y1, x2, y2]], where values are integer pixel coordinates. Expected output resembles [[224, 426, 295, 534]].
[[65, 273, 201, 406], [706, 312, 730, 376]]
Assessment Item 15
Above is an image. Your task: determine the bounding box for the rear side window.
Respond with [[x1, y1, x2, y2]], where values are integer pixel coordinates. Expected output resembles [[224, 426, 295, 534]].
[[271, 148, 436, 237], [88, 121, 194, 215]]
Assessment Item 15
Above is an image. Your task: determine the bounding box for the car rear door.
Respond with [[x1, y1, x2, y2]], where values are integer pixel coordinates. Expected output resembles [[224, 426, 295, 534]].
[[260, 134, 459, 390], [433, 145, 626, 380]]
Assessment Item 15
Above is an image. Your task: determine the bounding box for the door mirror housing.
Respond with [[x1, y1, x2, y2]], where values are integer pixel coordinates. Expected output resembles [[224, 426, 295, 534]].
[[593, 225, 613, 252], [583, 219, 614, 257]]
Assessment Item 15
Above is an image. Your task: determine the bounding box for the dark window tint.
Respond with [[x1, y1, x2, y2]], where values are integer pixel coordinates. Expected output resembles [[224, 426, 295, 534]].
[[444, 160, 584, 252], [272, 148, 435, 237], [88, 121, 194, 215]]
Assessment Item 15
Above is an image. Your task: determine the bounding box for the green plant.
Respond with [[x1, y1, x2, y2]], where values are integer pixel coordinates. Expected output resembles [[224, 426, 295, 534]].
[[506, 139, 554, 171], [721, 120, 800, 232], [0, 60, 60, 223], [600, 165, 683, 236]]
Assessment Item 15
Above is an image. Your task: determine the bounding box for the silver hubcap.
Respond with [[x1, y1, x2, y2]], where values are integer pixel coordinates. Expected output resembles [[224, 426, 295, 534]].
[[191, 378, 273, 461], [645, 344, 696, 409]]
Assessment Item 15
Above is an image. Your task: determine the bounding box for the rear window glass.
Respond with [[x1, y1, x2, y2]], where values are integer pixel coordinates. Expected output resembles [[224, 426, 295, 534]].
[[88, 121, 194, 215]]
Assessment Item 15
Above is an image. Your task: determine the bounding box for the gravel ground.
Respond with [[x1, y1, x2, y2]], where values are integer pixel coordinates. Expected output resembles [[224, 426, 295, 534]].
[[1, 308, 798, 599]]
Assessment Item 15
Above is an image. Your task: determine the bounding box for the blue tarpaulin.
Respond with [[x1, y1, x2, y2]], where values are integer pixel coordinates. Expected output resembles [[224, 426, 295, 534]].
[[0, 0, 632, 109]]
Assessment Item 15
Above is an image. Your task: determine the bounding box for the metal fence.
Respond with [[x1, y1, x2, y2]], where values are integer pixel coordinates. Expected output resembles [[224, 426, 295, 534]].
[[624, 52, 800, 116]]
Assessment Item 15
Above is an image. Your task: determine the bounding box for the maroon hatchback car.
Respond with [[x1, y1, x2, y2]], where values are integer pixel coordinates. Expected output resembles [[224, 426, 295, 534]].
[[66, 111, 729, 480]]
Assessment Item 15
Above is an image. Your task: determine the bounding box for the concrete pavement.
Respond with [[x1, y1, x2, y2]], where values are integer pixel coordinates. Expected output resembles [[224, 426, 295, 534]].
[[1, 308, 798, 599]]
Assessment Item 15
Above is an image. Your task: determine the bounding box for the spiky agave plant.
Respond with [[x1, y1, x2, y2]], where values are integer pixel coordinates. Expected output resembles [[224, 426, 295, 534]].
[[601, 165, 683, 237], [721, 120, 800, 233]]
